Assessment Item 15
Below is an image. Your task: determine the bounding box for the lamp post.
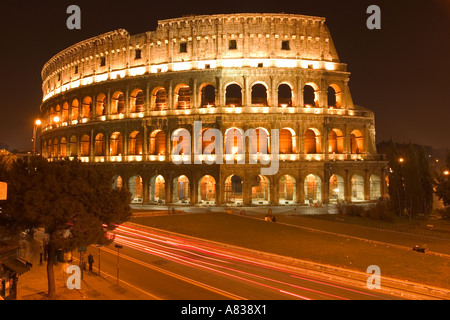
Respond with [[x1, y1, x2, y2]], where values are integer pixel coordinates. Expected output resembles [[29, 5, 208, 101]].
[[32, 119, 42, 155], [115, 244, 123, 285]]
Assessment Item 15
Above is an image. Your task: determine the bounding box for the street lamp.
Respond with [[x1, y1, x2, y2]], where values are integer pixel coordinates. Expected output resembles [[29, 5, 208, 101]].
[[32, 119, 42, 155], [399, 157, 405, 163], [115, 244, 123, 285], [444, 170, 449, 176]]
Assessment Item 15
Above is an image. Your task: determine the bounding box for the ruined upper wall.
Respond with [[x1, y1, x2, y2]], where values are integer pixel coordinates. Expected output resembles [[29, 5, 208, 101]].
[[41, 13, 342, 101]]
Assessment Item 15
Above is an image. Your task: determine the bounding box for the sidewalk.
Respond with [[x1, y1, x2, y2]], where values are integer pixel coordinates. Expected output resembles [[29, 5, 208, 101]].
[[18, 261, 155, 300]]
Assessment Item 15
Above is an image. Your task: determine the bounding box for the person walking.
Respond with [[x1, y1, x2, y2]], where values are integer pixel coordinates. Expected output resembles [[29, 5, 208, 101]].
[[88, 253, 94, 272]]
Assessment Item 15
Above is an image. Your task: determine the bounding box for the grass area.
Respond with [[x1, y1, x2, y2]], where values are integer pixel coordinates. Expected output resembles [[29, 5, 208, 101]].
[[131, 212, 450, 290]]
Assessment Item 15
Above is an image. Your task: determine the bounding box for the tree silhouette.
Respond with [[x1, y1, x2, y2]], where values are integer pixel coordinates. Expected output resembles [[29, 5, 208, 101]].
[[0, 156, 132, 299]]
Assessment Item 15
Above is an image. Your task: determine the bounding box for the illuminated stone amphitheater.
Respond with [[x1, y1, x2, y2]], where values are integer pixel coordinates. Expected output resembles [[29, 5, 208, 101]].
[[39, 13, 387, 206]]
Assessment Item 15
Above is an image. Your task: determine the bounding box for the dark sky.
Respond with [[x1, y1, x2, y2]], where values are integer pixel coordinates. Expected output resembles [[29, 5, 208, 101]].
[[0, 0, 449, 151]]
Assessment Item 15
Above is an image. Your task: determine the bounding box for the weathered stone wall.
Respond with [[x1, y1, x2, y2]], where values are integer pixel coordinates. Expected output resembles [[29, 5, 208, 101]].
[[38, 13, 387, 206]]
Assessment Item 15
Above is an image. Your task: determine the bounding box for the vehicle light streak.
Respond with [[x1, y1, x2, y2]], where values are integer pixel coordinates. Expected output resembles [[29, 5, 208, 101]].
[[114, 224, 389, 300], [114, 233, 348, 300], [113, 234, 314, 299]]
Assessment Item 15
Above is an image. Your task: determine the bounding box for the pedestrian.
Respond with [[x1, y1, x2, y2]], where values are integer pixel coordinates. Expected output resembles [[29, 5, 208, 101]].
[[88, 253, 94, 272]]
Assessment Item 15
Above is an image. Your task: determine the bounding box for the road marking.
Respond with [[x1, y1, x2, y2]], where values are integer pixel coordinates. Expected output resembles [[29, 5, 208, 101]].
[[101, 246, 244, 300]]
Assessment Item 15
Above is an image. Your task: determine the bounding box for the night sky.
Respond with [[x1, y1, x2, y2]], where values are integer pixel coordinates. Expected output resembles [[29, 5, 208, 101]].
[[0, 0, 449, 151]]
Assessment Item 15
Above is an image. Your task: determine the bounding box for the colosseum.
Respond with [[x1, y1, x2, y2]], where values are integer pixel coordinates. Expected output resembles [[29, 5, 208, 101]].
[[39, 13, 388, 207]]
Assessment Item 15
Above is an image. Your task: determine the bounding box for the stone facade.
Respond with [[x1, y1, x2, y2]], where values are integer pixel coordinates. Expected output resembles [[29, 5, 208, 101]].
[[39, 13, 388, 206]]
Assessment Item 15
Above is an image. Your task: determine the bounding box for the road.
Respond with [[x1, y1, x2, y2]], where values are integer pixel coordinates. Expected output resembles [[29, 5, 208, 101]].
[[84, 223, 402, 300]]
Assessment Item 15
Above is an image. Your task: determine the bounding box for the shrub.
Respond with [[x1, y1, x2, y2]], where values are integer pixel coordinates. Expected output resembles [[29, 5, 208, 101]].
[[366, 200, 395, 221]]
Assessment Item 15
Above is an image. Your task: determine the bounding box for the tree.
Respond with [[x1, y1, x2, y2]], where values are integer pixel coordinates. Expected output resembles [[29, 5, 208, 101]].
[[417, 146, 434, 216], [0, 156, 132, 299], [403, 143, 422, 219], [436, 150, 450, 215], [387, 140, 405, 216]]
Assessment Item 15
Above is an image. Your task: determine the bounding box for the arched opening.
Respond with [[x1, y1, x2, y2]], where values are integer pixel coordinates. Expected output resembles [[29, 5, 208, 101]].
[[303, 84, 318, 107], [279, 128, 294, 154], [278, 83, 293, 107], [114, 176, 123, 189], [153, 88, 167, 111], [52, 138, 59, 158], [176, 85, 191, 110], [304, 129, 321, 154], [328, 129, 344, 153], [71, 99, 79, 120], [80, 135, 90, 157], [150, 130, 166, 155], [48, 107, 55, 125], [329, 174, 345, 202], [224, 175, 243, 204], [279, 175, 296, 204], [129, 176, 143, 203], [60, 137, 67, 157], [252, 175, 270, 204], [96, 94, 107, 117], [130, 89, 145, 113], [69, 136, 77, 157], [110, 132, 123, 156], [225, 84, 242, 107], [370, 175, 381, 200], [111, 91, 125, 115], [42, 141, 47, 158], [200, 84, 216, 107], [200, 128, 219, 155], [46, 140, 52, 158], [42, 141, 48, 158], [250, 128, 269, 154], [94, 134, 106, 156], [327, 84, 342, 108], [62, 102, 69, 122], [351, 174, 365, 201], [55, 105, 61, 121], [150, 175, 166, 203], [350, 130, 364, 154], [199, 175, 216, 204], [305, 174, 322, 204], [225, 128, 244, 155], [173, 175, 190, 203], [128, 131, 143, 156], [251, 83, 268, 106], [81, 97, 92, 119], [171, 129, 190, 156]]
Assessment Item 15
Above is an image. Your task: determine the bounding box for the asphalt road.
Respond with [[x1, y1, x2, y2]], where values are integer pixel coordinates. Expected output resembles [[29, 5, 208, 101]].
[[81, 223, 402, 300]]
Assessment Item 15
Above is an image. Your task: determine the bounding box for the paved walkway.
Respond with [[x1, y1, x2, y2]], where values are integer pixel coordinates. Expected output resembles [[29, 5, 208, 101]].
[[18, 261, 154, 300]]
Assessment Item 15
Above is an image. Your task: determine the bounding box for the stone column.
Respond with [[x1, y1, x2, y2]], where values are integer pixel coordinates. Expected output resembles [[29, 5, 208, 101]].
[[364, 170, 370, 201], [90, 129, 94, 161], [296, 76, 304, 108], [191, 175, 198, 205], [297, 174, 305, 204], [168, 81, 174, 110], [216, 76, 223, 107], [271, 176, 279, 205], [106, 89, 111, 118], [243, 76, 249, 106], [192, 78, 198, 109], [143, 125, 148, 157], [166, 174, 173, 205], [344, 170, 352, 203], [143, 177, 150, 204]]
